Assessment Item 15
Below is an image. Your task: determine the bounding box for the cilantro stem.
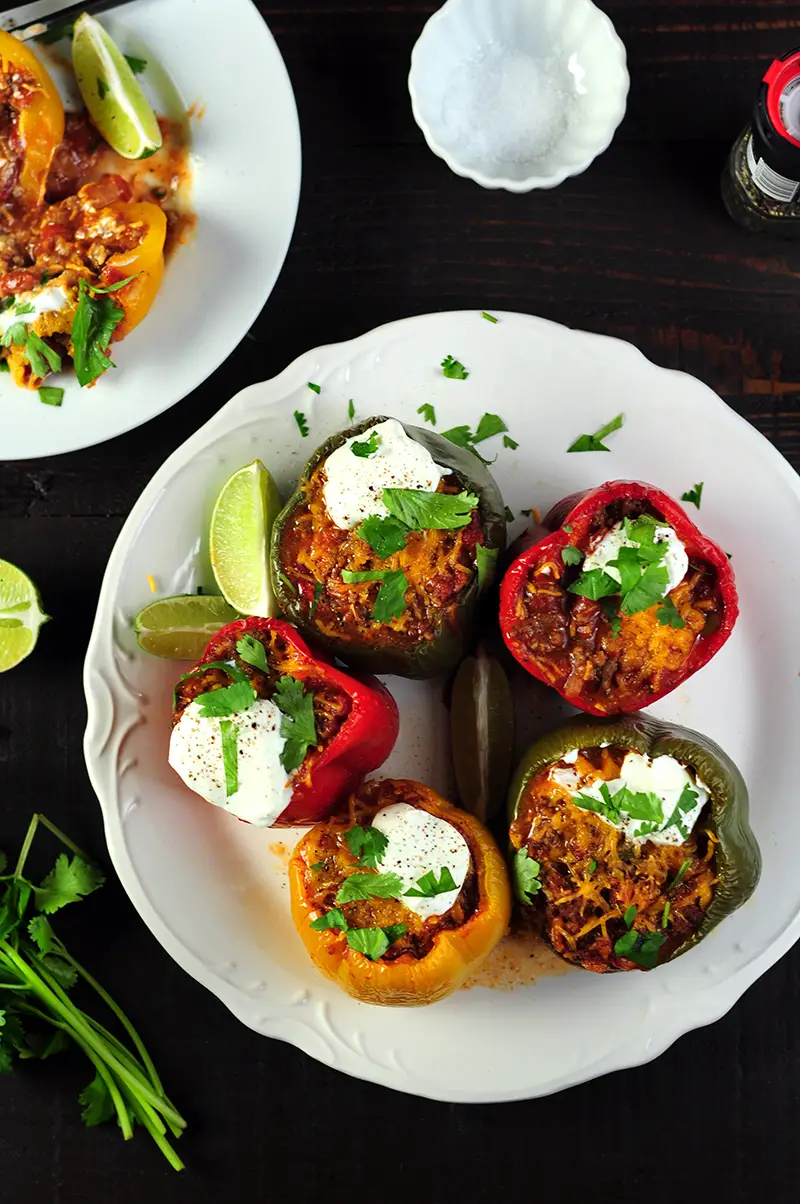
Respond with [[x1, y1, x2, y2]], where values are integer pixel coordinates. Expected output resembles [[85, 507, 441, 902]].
[[13, 813, 92, 880], [14, 814, 40, 879], [125, 1093, 185, 1172]]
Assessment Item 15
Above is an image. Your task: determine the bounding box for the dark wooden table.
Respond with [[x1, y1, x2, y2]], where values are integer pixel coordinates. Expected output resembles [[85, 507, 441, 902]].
[[3, 1, 800, 1199]]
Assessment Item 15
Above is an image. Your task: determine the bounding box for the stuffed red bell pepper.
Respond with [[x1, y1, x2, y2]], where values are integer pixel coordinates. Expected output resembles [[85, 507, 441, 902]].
[[169, 618, 399, 826], [499, 481, 737, 715]]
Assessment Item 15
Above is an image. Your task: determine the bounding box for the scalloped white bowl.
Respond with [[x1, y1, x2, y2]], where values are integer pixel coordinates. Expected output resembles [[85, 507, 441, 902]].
[[408, 0, 629, 191]]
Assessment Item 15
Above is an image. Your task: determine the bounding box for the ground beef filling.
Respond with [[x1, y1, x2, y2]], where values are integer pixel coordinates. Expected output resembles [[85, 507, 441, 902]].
[[510, 745, 718, 973], [172, 629, 351, 784], [300, 779, 480, 961], [507, 501, 724, 709], [278, 464, 482, 651]]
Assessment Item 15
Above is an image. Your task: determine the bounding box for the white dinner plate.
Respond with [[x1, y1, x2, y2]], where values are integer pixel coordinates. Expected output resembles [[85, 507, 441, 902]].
[[84, 310, 800, 1102], [0, 0, 301, 460]]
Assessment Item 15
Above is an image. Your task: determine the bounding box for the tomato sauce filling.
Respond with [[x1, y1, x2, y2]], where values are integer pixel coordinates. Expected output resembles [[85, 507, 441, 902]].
[[278, 463, 484, 652], [172, 628, 351, 787], [506, 499, 723, 710], [510, 745, 718, 973], [298, 779, 480, 961]]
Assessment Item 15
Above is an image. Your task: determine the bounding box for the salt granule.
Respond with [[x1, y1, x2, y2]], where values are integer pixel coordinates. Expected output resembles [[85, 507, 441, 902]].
[[440, 45, 573, 173]]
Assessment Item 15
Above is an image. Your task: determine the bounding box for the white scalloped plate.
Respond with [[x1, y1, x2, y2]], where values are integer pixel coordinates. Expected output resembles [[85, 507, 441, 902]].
[[0, 0, 300, 459], [84, 310, 800, 1102]]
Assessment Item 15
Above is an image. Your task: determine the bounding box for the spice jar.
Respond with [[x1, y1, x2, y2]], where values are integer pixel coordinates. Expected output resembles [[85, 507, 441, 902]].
[[722, 47, 800, 235]]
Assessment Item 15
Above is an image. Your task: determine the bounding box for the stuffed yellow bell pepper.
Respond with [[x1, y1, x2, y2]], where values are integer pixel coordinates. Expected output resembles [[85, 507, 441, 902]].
[[0, 30, 64, 210], [290, 778, 511, 1006]]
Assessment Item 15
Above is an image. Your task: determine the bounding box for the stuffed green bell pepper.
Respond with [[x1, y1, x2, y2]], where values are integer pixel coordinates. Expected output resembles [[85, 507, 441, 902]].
[[508, 714, 760, 973], [271, 416, 507, 678]]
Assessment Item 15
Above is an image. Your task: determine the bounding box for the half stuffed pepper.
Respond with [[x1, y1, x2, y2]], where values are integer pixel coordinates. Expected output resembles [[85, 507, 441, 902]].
[[169, 618, 399, 827], [500, 481, 737, 715], [271, 416, 506, 678], [290, 778, 511, 1005], [508, 715, 760, 973]]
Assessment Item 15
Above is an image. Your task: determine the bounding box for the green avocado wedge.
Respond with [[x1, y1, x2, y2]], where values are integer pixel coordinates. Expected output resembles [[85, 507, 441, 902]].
[[270, 416, 507, 678], [507, 714, 761, 968]]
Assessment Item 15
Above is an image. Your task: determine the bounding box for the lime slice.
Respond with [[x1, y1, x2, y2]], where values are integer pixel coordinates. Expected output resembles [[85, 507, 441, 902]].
[[134, 594, 240, 660], [450, 646, 514, 822], [72, 13, 162, 159], [0, 560, 49, 672], [209, 460, 282, 618]]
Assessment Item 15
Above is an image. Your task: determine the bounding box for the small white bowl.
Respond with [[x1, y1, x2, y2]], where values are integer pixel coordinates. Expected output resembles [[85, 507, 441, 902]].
[[408, 0, 629, 192]]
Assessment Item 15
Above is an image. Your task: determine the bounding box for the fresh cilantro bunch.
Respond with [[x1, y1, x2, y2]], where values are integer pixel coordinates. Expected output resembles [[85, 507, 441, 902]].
[[0, 814, 185, 1169]]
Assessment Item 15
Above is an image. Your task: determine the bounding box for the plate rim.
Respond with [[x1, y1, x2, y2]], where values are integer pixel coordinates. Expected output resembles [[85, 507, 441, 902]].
[[83, 308, 800, 1102]]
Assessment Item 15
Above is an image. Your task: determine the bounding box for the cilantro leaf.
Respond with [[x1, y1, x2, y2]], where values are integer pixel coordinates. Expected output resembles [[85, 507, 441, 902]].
[[417, 403, 436, 425], [307, 382, 321, 394], [588, 859, 598, 874], [503, 434, 519, 450], [79, 1073, 116, 1127], [476, 544, 498, 590], [2, 321, 27, 347], [623, 904, 637, 929], [441, 354, 469, 380], [382, 487, 478, 530], [235, 635, 269, 673], [13, 302, 34, 316], [345, 927, 389, 961], [85, 274, 139, 294], [356, 514, 408, 558], [40, 955, 78, 991], [504, 506, 514, 524], [513, 848, 542, 904], [124, 54, 148, 74], [473, 413, 507, 442], [336, 871, 403, 904], [345, 825, 388, 869], [294, 410, 309, 437], [613, 928, 666, 969], [619, 563, 669, 615], [274, 676, 317, 773], [35, 854, 105, 915], [404, 866, 457, 898], [27, 915, 54, 954], [567, 413, 624, 453], [25, 331, 61, 378], [39, 387, 64, 407], [347, 399, 355, 421], [568, 569, 619, 601], [351, 430, 380, 458], [440, 424, 473, 450], [309, 908, 349, 932], [194, 680, 256, 719], [71, 280, 123, 387], [614, 787, 663, 825], [573, 788, 621, 824], [608, 545, 645, 594], [382, 923, 408, 945], [681, 482, 704, 509], [657, 597, 686, 628], [561, 545, 582, 566], [481, 311, 498, 323], [219, 720, 238, 797], [342, 568, 408, 622]]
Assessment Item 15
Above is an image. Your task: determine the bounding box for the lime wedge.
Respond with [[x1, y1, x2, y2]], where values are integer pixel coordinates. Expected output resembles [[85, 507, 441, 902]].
[[0, 560, 49, 672], [72, 13, 162, 159], [134, 594, 240, 660], [450, 646, 514, 822], [209, 460, 281, 618]]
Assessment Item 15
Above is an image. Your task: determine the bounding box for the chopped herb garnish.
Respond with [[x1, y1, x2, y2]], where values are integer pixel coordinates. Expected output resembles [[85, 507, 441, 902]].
[[669, 858, 692, 891], [336, 872, 403, 904], [71, 279, 123, 387], [513, 848, 542, 904], [662, 901, 671, 929], [567, 413, 624, 453], [588, 859, 598, 874], [307, 382, 321, 394], [520, 509, 532, 517], [561, 545, 582, 566], [569, 568, 619, 601], [309, 908, 348, 932], [347, 398, 355, 421], [473, 412, 507, 442], [13, 301, 34, 316], [124, 54, 148, 74], [417, 403, 436, 425], [84, 274, 139, 294], [294, 410, 309, 437], [613, 928, 666, 969], [345, 825, 388, 870], [504, 506, 514, 524], [441, 354, 469, 380], [278, 571, 296, 594], [35, 21, 75, 44], [97, 77, 109, 100], [308, 582, 324, 619], [356, 514, 408, 558], [25, 331, 61, 379], [476, 544, 498, 590], [404, 867, 457, 898], [274, 676, 317, 773], [481, 311, 498, 323], [39, 387, 64, 407], [601, 597, 622, 638], [620, 563, 669, 616], [0, 358, 11, 371], [681, 482, 704, 509], [382, 487, 478, 531], [219, 720, 238, 797], [562, 524, 573, 533], [656, 597, 686, 629], [310, 862, 325, 872], [503, 435, 519, 450], [623, 904, 637, 929], [195, 680, 256, 719], [1, 322, 28, 348], [341, 568, 408, 623], [351, 429, 381, 458], [345, 927, 387, 961], [235, 635, 268, 673]]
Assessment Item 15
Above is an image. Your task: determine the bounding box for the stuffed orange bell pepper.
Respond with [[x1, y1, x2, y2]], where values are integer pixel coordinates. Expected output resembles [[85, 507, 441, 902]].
[[289, 778, 511, 1006], [99, 201, 168, 339], [0, 30, 64, 210]]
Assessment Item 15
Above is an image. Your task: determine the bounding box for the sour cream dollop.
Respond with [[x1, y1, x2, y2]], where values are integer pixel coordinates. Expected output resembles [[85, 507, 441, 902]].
[[582, 520, 688, 594], [322, 418, 447, 529], [169, 698, 293, 826], [372, 802, 471, 919], [0, 286, 70, 338], [552, 751, 709, 846]]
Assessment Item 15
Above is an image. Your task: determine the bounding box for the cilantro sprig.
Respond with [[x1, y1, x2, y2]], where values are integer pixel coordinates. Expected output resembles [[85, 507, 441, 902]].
[[441, 354, 469, 379], [274, 676, 317, 773], [382, 487, 478, 531], [71, 279, 124, 387], [235, 635, 269, 673], [567, 413, 624, 453], [335, 872, 403, 904], [681, 482, 704, 509], [513, 848, 542, 904], [341, 568, 408, 623], [613, 928, 666, 969], [569, 516, 678, 619], [345, 825, 388, 870], [0, 814, 185, 1168], [417, 403, 436, 425], [404, 867, 457, 898]]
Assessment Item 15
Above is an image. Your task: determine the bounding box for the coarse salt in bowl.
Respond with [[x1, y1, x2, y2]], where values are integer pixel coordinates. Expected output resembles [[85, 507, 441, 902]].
[[408, 0, 629, 191]]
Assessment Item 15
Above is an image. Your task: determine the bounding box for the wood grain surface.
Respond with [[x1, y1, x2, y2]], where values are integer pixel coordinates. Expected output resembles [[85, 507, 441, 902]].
[[2, 2, 800, 1201]]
